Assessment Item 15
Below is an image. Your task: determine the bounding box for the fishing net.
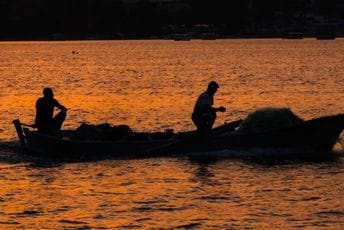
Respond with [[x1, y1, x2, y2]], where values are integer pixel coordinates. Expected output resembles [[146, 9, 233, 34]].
[[237, 108, 303, 134], [339, 136, 344, 149], [72, 123, 133, 141]]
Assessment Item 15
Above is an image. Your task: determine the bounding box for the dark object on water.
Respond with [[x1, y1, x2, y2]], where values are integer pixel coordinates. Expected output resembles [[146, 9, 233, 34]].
[[172, 34, 192, 41], [13, 119, 240, 158], [150, 114, 344, 156], [316, 33, 336, 40], [12, 114, 344, 159], [283, 32, 303, 39], [71, 123, 133, 141], [238, 108, 304, 134]]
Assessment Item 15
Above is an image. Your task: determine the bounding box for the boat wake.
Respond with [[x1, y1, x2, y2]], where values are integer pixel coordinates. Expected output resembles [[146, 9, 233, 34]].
[[0, 140, 31, 164], [0, 140, 20, 149]]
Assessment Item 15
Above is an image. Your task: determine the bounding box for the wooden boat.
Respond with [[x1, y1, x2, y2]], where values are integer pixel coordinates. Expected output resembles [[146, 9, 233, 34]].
[[316, 33, 336, 40], [171, 34, 192, 41], [13, 114, 344, 159], [283, 32, 303, 39], [149, 114, 344, 156], [12, 119, 241, 158], [198, 33, 219, 40]]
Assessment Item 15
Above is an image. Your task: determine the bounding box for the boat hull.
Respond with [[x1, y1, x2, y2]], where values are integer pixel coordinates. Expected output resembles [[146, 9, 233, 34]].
[[23, 129, 171, 158], [17, 114, 344, 159], [148, 114, 344, 155]]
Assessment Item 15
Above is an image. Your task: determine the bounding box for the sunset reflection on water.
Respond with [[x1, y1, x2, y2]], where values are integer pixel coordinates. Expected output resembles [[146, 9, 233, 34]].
[[1, 39, 343, 140], [0, 39, 343, 228], [1, 158, 344, 229]]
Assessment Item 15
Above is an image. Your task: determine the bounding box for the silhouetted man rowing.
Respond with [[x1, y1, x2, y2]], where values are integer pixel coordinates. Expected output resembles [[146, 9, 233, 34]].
[[34, 88, 67, 135], [192, 81, 226, 133]]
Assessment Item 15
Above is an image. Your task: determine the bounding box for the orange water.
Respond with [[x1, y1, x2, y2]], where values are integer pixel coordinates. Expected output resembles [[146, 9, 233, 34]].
[[1, 39, 343, 140], [0, 158, 343, 229], [0, 39, 344, 229]]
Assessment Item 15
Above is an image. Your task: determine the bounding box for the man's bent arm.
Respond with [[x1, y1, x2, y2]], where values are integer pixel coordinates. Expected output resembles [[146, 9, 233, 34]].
[[55, 101, 67, 112]]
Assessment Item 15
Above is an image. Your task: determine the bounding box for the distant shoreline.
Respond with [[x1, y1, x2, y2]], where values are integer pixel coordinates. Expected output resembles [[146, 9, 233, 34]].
[[0, 34, 343, 42]]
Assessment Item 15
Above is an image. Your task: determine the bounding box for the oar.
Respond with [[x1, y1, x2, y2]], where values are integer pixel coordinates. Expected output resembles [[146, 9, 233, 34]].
[[212, 119, 243, 134], [147, 118, 243, 155]]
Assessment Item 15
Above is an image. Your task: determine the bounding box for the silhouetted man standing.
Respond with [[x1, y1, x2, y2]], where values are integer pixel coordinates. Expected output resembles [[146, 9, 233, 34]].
[[35, 88, 67, 135], [192, 81, 226, 133]]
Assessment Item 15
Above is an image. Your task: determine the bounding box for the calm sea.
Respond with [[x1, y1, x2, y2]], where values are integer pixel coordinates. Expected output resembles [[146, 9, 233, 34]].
[[0, 39, 343, 229]]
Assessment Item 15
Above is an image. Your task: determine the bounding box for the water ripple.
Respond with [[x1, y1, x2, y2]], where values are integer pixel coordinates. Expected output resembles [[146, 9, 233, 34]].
[[0, 40, 343, 229]]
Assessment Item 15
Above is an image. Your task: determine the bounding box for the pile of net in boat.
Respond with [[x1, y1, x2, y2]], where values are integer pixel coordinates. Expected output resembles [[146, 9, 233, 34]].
[[237, 108, 304, 134], [71, 123, 133, 141]]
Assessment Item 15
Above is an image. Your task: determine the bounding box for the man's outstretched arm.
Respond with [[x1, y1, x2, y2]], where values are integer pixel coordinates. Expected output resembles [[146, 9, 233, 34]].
[[214, 106, 226, 112]]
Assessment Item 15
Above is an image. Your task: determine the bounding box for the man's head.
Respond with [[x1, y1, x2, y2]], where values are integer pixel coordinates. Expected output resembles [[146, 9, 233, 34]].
[[43, 87, 54, 99], [207, 81, 219, 95]]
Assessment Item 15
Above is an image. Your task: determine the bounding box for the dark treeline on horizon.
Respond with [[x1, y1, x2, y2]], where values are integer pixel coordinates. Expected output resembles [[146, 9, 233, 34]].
[[0, 0, 343, 40]]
